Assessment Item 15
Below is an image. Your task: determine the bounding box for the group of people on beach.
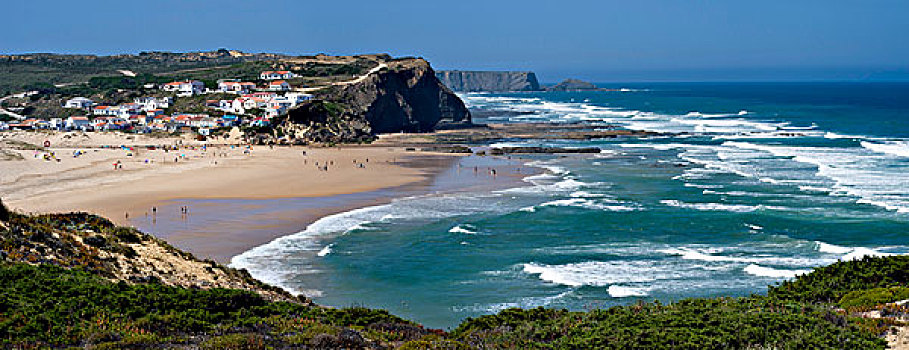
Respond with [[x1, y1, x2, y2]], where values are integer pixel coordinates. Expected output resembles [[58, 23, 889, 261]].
[[303, 156, 374, 171]]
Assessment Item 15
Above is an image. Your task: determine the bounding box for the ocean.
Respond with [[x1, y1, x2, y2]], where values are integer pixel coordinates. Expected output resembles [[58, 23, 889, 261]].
[[232, 82, 909, 329]]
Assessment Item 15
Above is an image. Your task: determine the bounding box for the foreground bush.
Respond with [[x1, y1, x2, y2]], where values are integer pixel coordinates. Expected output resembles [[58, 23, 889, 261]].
[[769, 255, 909, 303], [452, 300, 886, 349], [0, 263, 426, 348]]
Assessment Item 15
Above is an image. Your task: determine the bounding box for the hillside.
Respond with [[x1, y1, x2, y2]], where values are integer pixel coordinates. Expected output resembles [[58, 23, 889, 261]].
[[2, 198, 907, 349], [1, 51, 470, 144], [0, 49, 282, 96]]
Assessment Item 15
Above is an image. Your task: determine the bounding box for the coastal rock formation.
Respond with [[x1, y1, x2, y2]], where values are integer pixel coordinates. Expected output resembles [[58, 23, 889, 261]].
[[275, 58, 471, 143], [547, 78, 599, 91], [435, 70, 542, 92]]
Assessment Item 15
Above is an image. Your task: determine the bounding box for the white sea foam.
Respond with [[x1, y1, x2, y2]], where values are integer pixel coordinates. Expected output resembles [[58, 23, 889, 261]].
[[815, 241, 853, 254], [522, 261, 684, 287], [449, 224, 478, 234], [861, 141, 909, 158], [539, 198, 639, 212], [317, 244, 333, 257], [842, 248, 894, 261], [452, 291, 573, 314], [660, 199, 786, 212], [657, 247, 827, 266], [824, 132, 864, 139], [608, 285, 650, 297], [232, 191, 530, 296], [723, 141, 909, 213], [743, 264, 810, 278]]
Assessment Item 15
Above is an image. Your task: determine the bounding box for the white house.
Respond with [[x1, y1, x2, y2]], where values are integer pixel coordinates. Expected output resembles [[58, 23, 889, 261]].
[[218, 81, 257, 93], [65, 116, 92, 130], [285, 93, 313, 104], [49, 118, 64, 130], [64, 97, 93, 109], [268, 97, 295, 110], [267, 80, 291, 91], [92, 106, 117, 116], [260, 71, 295, 80], [134, 97, 173, 111], [161, 81, 205, 96]]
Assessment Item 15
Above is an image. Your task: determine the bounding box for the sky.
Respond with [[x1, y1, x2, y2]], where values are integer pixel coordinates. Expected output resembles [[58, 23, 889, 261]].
[[3, 0, 908, 82]]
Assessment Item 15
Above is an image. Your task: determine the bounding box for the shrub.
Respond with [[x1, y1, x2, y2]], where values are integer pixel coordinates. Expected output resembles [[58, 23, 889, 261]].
[[839, 287, 909, 309], [769, 255, 909, 303], [200, 333, 268, 350], [110, 227, 144, 243]]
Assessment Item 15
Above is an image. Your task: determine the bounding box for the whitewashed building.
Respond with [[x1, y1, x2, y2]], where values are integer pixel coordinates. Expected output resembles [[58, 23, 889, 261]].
[[161, 81, 205, 96], [64, 97, 94, 109], [267, 80, 291, 91], [134, 97, 173, 111], [65, 116, 92, 130], [218, 81, 257, 93], [260, 71, 295, 80]]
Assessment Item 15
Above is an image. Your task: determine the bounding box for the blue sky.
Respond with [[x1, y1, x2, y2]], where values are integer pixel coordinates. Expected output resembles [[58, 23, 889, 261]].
[[3, 0, 908, 82]]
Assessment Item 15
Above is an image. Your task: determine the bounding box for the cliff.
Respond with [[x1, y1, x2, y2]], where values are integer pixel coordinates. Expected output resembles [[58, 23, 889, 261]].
[[274, 58, 472, 144], [435, 70, 542, 92]]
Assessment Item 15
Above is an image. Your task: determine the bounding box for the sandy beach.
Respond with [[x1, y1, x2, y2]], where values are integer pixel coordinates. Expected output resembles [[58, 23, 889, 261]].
[[0, 130, 458, 221], [1, 130, 531, 262]]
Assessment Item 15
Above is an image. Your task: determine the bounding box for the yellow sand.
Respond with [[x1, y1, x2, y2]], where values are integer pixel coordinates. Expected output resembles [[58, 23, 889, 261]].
[[1, 131, 454, 225]]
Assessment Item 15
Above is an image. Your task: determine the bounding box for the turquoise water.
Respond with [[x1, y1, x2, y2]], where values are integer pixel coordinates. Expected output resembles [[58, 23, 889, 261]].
[[233, 82, 909, 329]]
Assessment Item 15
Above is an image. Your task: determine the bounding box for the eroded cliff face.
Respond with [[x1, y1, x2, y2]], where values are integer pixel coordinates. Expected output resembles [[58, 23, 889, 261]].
[[275, 58, 471, 144], [435, 70, 542, 92]]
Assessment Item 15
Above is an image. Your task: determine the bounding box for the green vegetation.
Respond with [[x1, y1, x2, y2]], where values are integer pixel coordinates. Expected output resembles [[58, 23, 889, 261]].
[[2, 205, 907, 348], [166, 92, 235, 115], [840, 287, 909, 309], [87, 73, 174, 91], [0, 263, 427, 348], [294, 60, 375, 78], [768, 255, 909, 303], [157, 61, 275, 84], [0, 51, 264, 96], [452, 299, 886, 349]]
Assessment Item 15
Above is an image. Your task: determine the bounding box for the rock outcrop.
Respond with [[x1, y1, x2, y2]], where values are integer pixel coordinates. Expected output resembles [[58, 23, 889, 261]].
[[275, 58, 471, 144], [435, 70, 542, 92], [547, 78, 599, 91]]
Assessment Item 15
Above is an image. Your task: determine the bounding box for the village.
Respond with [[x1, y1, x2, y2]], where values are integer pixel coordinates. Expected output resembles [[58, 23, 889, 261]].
[[0, 70, 312, 135]]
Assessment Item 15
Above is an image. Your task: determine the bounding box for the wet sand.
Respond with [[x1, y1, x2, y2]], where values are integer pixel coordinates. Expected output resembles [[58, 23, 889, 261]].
[[129, 155, 535, 262]]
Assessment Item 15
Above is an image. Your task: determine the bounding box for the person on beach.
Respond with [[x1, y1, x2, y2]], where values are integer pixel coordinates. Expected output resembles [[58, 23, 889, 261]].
[[152, 207, 157, 215]]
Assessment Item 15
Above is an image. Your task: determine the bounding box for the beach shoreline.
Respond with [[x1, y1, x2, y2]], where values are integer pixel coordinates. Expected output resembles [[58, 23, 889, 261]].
[[0, 130, 536, 263]]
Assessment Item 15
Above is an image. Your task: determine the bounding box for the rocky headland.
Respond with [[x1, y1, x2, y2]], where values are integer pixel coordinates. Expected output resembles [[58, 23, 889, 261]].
[[272, 59, 472, 144], [435, 70, 542, 92]]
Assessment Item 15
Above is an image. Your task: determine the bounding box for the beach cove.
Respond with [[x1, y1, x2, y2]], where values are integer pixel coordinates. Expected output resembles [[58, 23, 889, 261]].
[[0, 130, 533, 263]]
